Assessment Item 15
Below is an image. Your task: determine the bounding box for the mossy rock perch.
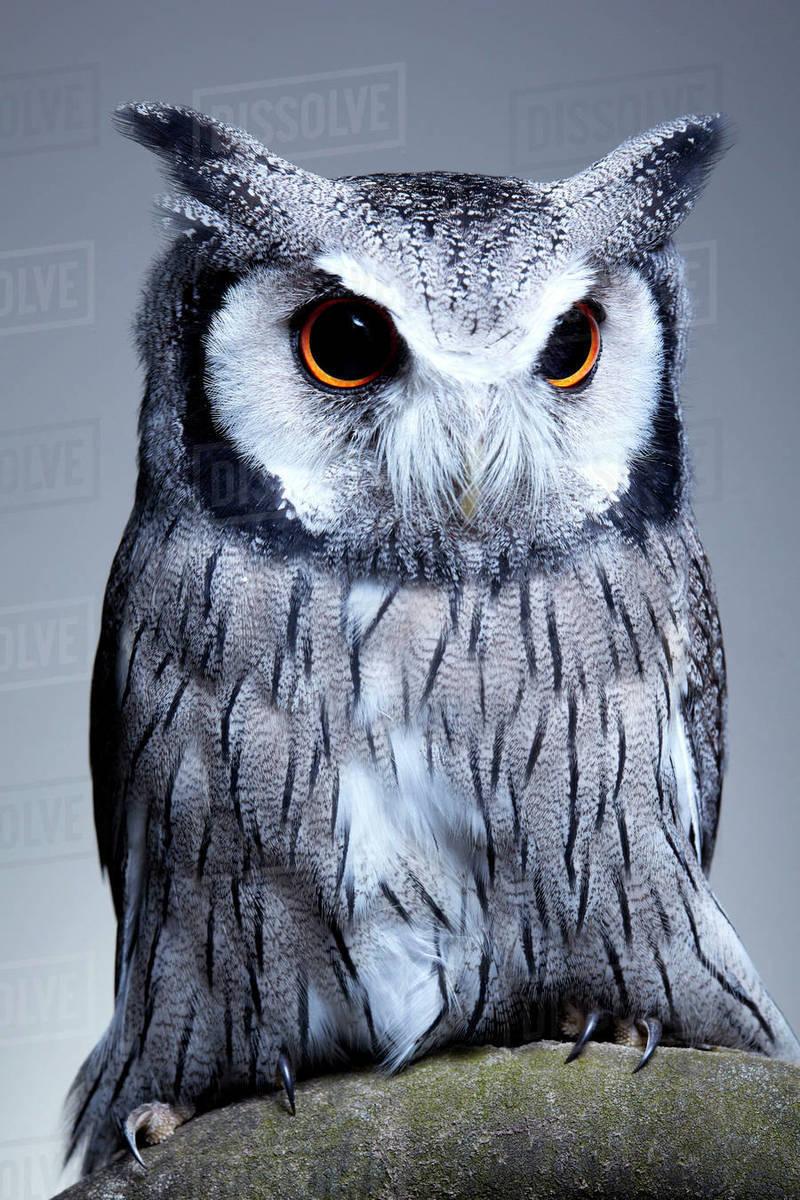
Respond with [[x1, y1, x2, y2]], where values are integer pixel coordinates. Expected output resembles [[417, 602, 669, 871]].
[[57, 1041, 799, 1199]]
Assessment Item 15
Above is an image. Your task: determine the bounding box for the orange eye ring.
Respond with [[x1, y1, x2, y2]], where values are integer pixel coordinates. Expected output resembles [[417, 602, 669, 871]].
[[545, 301, 601, 389], [298, 296, 398, 390]]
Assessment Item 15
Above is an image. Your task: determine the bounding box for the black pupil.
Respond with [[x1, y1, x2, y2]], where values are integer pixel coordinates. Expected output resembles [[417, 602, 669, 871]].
[[309, 301, 393, 383], [539, 306, 593, 381]]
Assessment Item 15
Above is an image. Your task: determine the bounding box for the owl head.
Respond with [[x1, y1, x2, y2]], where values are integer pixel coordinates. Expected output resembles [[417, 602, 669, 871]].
[[119, 103, 728, 579]]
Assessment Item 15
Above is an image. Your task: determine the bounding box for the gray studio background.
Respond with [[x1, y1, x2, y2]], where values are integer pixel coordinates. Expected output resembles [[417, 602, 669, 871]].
[[0, 0, 797, 1194]]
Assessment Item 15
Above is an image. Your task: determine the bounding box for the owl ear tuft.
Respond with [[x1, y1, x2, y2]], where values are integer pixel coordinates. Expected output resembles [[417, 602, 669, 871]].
[[564, 113, 732, 255], [114, 102, 336, 255]]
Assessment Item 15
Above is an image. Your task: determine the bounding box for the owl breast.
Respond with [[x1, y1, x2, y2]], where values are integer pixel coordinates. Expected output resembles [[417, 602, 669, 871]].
[[112, 514, 692, 1083]]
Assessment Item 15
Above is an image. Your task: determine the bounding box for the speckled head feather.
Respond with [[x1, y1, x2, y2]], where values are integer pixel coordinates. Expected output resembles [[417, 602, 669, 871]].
[[114, 104, 728, 581]]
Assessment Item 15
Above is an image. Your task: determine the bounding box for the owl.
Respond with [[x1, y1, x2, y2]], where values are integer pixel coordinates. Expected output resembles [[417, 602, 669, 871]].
[[67, 102, 799, 1175]]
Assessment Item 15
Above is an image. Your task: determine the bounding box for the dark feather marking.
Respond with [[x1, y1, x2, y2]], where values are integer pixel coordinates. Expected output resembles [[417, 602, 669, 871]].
[[564, 691, 579, 891], [196, 818, 212, 879], [650, 884, 672, 940], [349, 645, 361, 706], [469, 744, 495, 883], [121, 623, 146, 710], [402, 668, 411, 726], [474, 870, 489, 915], [160, 876, 172, 925], [221, 676, 245, 763], [546, 601, 562, 693], [653, 947, 677, 1024], [361, 587, 398, 644], [129, 715, 159, 782], [286, 571, 311, 654], [508, 774, 521, 844], [597, 564, 616, 614], [379, 883, 410, 926], [365, 726, 378, 765], [599, 689, 609, 740], [519, 580, 537, 674], [214, 615, 226, 664], [143, 924, 161, 1001], [679, 887, 774, 1042], [490, 721, 505, 792], [520, 833, 528, 877], [608, 631, 621, 676], [281, 751, 296, 824], [478, 664, 486, 724], [613, 868, 633, 945], [410, 873, 454, 931], [613, 717, 626, 801], [618, 600, 644, 675], [302, 633, 313, 678], [524, 710, 548, 784], [659, 816, 699, 892], [330, 769, 340, 839], [448, 585, 461, 634], [205, 902, 215, 988], [138, 994, 155, 1056], [334, 823, 350, 894], [533, 867, 549, 931], [441, 707, 454, 751], [155, 652, 172, 680], [320, 698, 331, 761], [602, 934, 630, 1009], [363, 996, 380, 1057], [465, 949, 491, 1038], [381, 881, 412, 924], [468, 602, 483, 659], [203, 548, 220, 620], [109, 1046, 137, 1105], [308, 742, 321, 797], [270, 646, 283, 705], [163, 676, 189, 729], [522, 916, 535, 975], [173, 1007, 197, 1098], [329, 916, 359, 980], [421, 631, 448, 704], [247, 963, 263, 1021], [576, 841, 591, 934], [615, 804, 631, 875]]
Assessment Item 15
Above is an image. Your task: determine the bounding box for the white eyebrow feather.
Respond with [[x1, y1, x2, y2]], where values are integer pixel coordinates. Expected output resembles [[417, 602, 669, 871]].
[[315, 251, 596, 383]]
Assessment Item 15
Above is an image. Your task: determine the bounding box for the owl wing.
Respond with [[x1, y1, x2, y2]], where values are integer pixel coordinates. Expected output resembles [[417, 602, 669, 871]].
[[682, 540, 727, 873], [90, 527, 136, 924]]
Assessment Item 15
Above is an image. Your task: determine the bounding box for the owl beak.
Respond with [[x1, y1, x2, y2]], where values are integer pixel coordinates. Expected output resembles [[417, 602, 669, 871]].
[[458, 479, 479, 521], [456, 447, 480, 522]]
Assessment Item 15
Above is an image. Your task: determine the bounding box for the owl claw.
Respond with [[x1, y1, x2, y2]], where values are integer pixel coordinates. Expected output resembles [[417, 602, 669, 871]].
[[277, 1051, 296, 1115], [632, 1017, 662, 1073], [565, 1008, 608, 1063], [122, 1101, 193, 1167]]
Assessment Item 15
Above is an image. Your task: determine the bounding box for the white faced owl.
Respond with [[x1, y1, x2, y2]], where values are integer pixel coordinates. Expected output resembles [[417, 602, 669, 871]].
[[67, 103, 800, 1175]]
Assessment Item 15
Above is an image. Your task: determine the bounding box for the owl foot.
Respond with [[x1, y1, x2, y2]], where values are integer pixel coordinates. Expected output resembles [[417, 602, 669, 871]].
[[123, 1100, 194, 1168], [563, 1008, 662, 1072], [564, 1008, 609, 1063], [277, 1050, 296, 1115]]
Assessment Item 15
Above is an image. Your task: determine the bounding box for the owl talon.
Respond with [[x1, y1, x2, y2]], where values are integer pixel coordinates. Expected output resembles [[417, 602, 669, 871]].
[[122, 1100, 193, 1167], [565, 1008, 608, 1063], [277, 1051, 296, 1115], [632, 1017, 662, 1073]]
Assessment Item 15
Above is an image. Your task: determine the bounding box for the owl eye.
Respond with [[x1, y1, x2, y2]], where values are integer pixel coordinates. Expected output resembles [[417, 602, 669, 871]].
[[540, 301, 601, 389], [298, 296, 398, 390]]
